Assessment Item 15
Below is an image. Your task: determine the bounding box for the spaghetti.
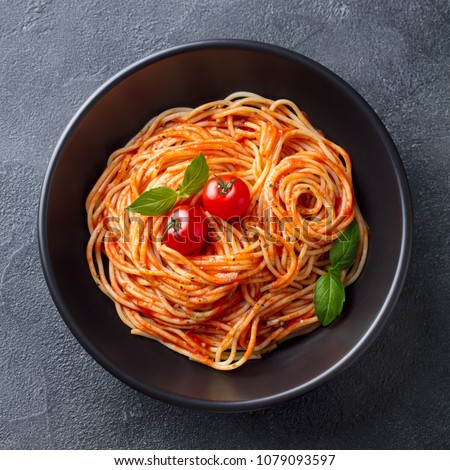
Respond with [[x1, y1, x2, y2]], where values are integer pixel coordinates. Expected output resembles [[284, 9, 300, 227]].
[[86, 92, 368, 370]]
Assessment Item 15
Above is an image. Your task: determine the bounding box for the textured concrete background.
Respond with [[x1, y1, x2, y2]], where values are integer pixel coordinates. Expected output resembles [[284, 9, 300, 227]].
[[0, 0, 449, 450]]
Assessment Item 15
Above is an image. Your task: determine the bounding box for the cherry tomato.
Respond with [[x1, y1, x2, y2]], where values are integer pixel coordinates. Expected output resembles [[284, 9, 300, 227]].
[[202, 175, 251, 219], [162, 205, 208, 255]]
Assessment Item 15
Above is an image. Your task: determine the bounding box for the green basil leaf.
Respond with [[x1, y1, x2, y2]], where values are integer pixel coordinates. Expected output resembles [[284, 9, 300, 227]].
[[327, 265, 341, 276], [125, 187, 177, 216], [178, 152, 209, 197], [313, 272, 345, 326], [329, 220, 360, 271]]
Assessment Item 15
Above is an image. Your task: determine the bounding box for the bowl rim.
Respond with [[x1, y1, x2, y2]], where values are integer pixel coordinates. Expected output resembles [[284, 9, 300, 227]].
[[38, 39, 413, 412]]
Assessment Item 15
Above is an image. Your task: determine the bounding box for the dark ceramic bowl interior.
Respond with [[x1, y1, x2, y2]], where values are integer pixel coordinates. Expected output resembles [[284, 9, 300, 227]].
[[39, 40, 412, 411]]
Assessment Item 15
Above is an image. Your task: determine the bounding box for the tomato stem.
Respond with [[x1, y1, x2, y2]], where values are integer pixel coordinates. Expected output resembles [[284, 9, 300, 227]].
[[162, 216, 181, 240], [213, 174, 237, 195]]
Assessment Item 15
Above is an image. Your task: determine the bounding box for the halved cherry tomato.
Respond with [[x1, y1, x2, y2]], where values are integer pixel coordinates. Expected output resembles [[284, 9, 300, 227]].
[[162, 205, 208, 255], [202, 175, 250, 219]]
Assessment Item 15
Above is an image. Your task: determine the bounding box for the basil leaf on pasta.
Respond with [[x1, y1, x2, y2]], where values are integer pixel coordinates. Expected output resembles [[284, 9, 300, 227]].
[[313, 272, 345, 326], [329, 220, 360, 271], [178, 153, 209, 197], [126, 187, 178, 216]]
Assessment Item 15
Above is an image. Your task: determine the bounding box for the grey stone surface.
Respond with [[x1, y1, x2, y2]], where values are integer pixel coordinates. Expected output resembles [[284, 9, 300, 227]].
[[0, 0, 449, 450]]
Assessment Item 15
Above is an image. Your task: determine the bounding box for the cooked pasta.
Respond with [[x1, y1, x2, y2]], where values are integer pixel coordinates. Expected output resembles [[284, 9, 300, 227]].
[[86, 92, 368, 370]]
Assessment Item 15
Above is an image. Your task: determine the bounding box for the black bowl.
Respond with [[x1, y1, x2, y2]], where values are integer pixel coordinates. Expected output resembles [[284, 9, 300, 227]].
[[39, 40, 412, 411]]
